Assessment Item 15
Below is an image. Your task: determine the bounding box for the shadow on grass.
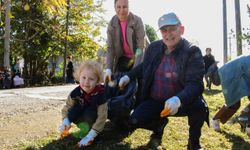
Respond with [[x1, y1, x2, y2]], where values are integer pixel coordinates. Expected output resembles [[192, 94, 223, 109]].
[[221, 131, 250, 150], [203, 89, 222, 96], [132, 143, 166, 150], [25, 123, 132, 150]]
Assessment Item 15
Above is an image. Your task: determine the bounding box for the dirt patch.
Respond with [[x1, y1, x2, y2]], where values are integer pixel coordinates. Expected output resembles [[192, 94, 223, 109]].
[[0, 85, 75, 150]]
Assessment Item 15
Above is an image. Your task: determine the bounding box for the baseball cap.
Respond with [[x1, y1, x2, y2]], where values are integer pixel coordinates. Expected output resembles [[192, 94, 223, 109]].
[[158, 12, 181, 29]]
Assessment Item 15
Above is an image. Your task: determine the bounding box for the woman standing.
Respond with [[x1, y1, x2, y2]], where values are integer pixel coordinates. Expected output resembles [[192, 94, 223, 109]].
[[104, 0, 146, 81]]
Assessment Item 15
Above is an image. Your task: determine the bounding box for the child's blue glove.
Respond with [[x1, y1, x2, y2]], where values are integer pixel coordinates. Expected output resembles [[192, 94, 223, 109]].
[[59, 117, 71, 133]]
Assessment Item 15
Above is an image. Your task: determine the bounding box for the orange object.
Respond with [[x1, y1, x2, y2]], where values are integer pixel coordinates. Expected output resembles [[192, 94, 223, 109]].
[[60, 125, 71, 140], [76, 140, 94, 148], [160, 107, 170, 117]]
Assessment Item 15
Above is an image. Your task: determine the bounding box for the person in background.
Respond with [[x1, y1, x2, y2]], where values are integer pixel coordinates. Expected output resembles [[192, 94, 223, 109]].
[[211, 55, 250, 137], [2, 67, 12, 89], [118, 12, 208, 150], [104, 0, 146, 82], [203, 48, 216, 90], [59, 60, 107, 148], [66, 56, 75, 84], [13, 58, 21, 77]]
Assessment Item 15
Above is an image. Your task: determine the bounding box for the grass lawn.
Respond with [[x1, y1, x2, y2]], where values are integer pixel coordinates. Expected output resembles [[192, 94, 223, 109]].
[[15, 85, 250, 150]]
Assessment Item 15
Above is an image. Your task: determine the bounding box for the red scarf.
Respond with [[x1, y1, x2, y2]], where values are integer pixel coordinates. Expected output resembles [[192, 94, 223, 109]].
[[80, 85, 104, 104]]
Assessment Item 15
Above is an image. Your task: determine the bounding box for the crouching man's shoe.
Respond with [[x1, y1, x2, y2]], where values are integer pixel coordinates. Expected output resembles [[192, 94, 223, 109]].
[[187, 143, 203, 150], [147, 118, 168, 149], [147, 132, 163, 149]]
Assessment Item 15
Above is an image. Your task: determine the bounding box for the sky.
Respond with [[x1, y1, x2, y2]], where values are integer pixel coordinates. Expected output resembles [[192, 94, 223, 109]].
[[100, 0, 250, 66]]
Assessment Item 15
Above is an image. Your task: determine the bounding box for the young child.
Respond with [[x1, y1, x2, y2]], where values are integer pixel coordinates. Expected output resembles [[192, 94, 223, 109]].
[[59, 60, 107, 147]]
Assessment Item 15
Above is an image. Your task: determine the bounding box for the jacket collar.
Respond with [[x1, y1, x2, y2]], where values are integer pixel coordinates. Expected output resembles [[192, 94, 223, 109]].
[[80, 84, 104, 96]]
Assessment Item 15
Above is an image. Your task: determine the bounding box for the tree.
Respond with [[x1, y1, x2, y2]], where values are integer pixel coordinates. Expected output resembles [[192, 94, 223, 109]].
[[145, 24, 158, 43], [0, 0, 106, 85]]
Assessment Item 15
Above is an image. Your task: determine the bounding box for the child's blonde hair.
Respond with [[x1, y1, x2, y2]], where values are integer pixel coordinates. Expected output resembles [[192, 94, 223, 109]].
[[74, 60, 103, 83]]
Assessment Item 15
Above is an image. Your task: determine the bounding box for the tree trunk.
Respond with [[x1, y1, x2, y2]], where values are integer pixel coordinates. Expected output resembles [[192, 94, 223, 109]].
[[4, 0, 11, 69], [63, 0, 70, 83], [234, 0, 242, 56]]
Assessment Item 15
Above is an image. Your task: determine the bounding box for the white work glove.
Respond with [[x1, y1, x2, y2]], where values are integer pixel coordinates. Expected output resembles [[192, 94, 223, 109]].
[[78, 129, 98, 147], [104, 69, 112, 82], [118, 75, 130, 89], [164, 96, 181, 115], [58, 117, 71, 133]]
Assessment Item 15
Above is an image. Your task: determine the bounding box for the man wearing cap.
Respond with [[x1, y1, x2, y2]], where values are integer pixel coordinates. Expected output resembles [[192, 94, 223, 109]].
[[118, 12, 208, 150]]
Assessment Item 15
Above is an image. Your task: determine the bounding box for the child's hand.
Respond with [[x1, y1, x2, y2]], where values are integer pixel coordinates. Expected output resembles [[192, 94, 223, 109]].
[[59, 118, 71, 139], [60, 125, 71, 140], [77, 129, 98, 147], [59, 117, 71, 132]]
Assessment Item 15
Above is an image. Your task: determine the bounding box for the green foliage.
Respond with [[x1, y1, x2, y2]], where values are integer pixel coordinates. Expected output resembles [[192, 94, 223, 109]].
[[145, 24, 159, 42], [55, 62, 63, 78], [64, 0, 105, 59], [242, 28, 250, 45], [0, 0, 105, 85], [42, 0, 67, 15]]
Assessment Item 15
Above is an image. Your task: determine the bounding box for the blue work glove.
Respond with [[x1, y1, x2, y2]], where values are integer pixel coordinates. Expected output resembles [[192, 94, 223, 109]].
[[59, 117, 71, 133]]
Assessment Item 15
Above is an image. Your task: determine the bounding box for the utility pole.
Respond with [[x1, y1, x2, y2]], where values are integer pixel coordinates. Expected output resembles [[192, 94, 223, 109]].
[[63, 0, 70, 83], [223, 0, 228, 64], [234, 0, 242, 56]]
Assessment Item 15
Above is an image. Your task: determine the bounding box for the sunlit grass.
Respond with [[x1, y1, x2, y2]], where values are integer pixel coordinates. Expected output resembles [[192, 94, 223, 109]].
[[13, 85, 250, 150]]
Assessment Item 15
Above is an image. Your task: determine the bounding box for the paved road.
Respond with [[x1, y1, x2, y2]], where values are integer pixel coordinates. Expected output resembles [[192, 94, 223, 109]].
[[0, 84, 77, 100]]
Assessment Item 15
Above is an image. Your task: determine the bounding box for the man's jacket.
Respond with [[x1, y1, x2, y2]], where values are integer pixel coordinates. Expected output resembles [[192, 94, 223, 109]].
[[127, 38, 205, 106]]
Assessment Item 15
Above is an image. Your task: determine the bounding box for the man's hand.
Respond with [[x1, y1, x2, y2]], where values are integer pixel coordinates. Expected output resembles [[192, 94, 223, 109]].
[[164, 96, 181, 115], [77, 129, 98, 147], [104, 69, 112, 82], [118, 75, 130, 89], [160, 107, 170, 117]]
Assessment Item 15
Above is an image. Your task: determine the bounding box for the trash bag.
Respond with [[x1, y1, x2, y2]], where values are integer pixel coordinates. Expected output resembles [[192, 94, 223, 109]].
[[105, 72, 137, 127], [211, 70, 221, 86]]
